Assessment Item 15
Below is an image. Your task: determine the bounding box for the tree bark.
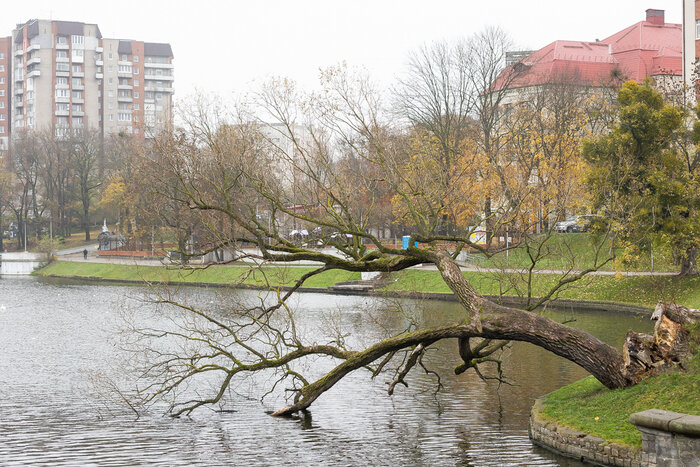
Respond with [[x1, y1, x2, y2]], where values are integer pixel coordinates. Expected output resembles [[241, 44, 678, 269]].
[[680, 246, 698, 276]]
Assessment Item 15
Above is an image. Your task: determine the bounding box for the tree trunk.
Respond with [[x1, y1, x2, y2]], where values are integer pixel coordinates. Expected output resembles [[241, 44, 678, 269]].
[[271, 253, 698, 416], [680, 246, 698, 276]]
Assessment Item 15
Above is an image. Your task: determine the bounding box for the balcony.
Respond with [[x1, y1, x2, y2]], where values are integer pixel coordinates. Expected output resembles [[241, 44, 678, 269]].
[[72, 110, 85, 117], [27, 70, 41, 78], [14, 48, 23, 57], [27, 44, 40, 53], [144, 62, 174, 69], [95, 59, 103, 66], [15, 101, 23, 107], [117, 95, 133, 103], [144, 74, 174, 81], [56, 71, 70, 78], [15, 74, 24, 82], [95, 46, 103, 53], [14, 87, 23, 94], [56, 56, 69, 63], [71, 55, 84, 64], [95, 72, 103, 79], [72, 71, 84, 78], [117, 71, 132, 78], [117, 84, 133, 90], [56, 43, 69, 50], [26, 57, 41, 67], [72, 98, 84, 104], [55, 109, 69, 117], [144, 85, 174, 93], [72, 84, 85, 90], [55, 95, 70, 103]]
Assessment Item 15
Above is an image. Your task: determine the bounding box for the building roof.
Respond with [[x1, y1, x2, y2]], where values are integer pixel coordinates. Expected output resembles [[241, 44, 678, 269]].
[[144, 42, 173, 58], [493, 9, 681, 91]]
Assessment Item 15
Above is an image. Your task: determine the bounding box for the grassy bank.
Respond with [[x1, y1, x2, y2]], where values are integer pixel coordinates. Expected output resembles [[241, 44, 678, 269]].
[[540, 354, 700, 448], [38, 261, 361, 288], [37, 260, 700, 308]]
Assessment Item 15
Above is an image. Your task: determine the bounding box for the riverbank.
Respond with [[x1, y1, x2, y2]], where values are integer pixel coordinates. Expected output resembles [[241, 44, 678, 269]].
[[36, 260, 700, 308]]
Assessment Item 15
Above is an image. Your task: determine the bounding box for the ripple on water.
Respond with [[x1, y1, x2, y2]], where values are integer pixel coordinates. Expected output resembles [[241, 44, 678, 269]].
[[0, 278, 652, 465]]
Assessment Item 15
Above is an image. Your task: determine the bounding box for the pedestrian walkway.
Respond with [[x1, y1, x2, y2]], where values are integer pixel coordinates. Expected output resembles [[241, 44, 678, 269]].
[[56, 246, 678, 277]]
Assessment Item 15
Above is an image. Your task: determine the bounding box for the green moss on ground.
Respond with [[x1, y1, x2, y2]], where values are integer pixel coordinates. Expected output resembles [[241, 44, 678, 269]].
[[540, 355, 700, 447]]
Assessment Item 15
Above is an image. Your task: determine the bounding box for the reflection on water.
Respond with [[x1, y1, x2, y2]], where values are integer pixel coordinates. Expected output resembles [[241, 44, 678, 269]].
[[0, 276, 651, 466]]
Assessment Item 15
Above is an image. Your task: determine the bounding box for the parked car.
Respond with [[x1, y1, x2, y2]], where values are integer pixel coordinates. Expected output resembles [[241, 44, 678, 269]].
[[553, 215, 603, 233]]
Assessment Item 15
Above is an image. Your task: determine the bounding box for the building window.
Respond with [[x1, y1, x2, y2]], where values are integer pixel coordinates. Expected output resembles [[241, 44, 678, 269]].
[[134, 103, 139, 110], [57, 103, 69, 111], [108, 52, 113, 60], [72, 90, 83, 99], [72, 49, 84, 59], [0, 78, 4, 84], [72, 64, 82, 73], [71, 35, 84, 45], [0, 53, 4, 59], [156, 93, 162, 100], [72, 117, 83, 126], [108, 78, 113, 84], [0, 65, 4, 71], [57, 77, 68, 85], [56, 89, 68, 98], [109, 114, 114, 121], [72, 78, 82, 87], [134, 79, 139, 87], [57, 36, 67, 44], [121, 54, 127, 61], [0, 102, 4, 108], [0, 90, 6, 97], [108, 90, 114, 98], [118, 64, 132, 73], [0, 114, 5, 121], [72, 104, 82, 112], [0, 126, 5, 133], [56, 62, 70, 72], [108, 66, 113, 72], [134, 91, 139, 98]]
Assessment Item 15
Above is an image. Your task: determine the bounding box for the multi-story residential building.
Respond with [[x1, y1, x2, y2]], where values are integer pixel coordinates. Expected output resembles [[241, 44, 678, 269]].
[[0, 36, 11, 152], [683, 0, 700, 101], [8, 19, 173, 142]]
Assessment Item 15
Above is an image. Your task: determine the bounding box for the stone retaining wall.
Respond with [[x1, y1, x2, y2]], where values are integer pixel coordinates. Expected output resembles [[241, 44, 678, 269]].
[[529, 398, 642, 466]]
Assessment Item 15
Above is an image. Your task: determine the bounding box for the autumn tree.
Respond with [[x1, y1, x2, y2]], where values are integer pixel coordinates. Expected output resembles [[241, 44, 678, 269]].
[[116, 68, 700, 420], [584, 80, 699, 276]]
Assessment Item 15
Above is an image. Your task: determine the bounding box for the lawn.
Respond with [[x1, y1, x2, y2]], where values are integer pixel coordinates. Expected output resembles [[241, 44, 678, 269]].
[[38, 260, 700, 309], [540, 353, 700, 447]]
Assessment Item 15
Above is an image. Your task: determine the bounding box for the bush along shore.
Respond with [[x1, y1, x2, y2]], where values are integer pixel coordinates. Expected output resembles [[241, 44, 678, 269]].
[[35, 260, 700, 460]]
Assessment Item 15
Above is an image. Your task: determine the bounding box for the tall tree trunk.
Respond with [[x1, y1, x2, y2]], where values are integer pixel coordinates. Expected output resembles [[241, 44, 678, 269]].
[[680, 246, 698, 276]]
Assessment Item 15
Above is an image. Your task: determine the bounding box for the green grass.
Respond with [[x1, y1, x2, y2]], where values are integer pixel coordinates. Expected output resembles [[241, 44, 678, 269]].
[[478, 232, 678, 273], [37, 261, 360, 288], [385, 269, 700, 308], [540, 355, 700, 447], [38, 261, 700, 309]]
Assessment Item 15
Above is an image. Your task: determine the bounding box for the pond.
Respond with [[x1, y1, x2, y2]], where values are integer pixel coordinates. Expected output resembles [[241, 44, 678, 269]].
[[0, 276, 652, 466]]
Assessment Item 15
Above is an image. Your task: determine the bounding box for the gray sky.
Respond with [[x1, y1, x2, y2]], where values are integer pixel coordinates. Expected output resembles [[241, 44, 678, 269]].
[[0, 1, 684, 98]]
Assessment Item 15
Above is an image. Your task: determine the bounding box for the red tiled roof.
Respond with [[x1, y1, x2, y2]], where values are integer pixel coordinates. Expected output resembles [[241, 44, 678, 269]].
[[493, 15, 681, 91]]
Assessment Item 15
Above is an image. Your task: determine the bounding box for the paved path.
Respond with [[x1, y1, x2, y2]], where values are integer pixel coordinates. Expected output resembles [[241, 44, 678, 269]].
[[56, 248, 678, 277]]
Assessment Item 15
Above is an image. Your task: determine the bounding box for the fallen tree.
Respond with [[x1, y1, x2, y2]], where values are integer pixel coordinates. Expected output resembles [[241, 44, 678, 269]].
[[124, 60, 698, 418]]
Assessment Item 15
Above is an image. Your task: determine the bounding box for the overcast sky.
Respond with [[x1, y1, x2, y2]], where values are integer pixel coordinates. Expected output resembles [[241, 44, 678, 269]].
[[0, 1, 684, 99]]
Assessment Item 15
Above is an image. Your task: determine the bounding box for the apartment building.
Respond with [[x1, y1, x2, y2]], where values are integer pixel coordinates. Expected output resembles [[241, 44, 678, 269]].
[[0, 37, 11, 152], [683, 0, 700, 100], [9, 19, 173, 142]]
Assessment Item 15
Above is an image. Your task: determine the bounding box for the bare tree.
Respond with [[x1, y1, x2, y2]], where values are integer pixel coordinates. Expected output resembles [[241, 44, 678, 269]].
[[118, 68, 700, 419]]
